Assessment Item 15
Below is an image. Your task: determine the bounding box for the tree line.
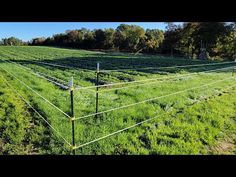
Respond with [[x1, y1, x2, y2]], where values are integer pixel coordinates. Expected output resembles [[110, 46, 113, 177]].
[[1, 22, 236, 60], [0, 37, 27, 46]]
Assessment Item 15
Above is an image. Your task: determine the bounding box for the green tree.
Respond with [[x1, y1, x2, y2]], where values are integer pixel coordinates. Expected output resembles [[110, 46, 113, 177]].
[[143, 29, 164, 53], [161, 23, 183, 56], [178, 22, 199, 59], [103, 28, 115, 49], [114, 24, 146, 52], [169, 22, 229, 60], [94, 29, 106, 49], [83, 30, 95, 49], [65, 30, 84, 48], [192, 22, 227, 58], [213, 25, 236, 60], [2, 37, 26, 46]]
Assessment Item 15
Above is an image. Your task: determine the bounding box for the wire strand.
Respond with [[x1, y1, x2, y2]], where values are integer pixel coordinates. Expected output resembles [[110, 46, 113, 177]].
[[1, 59, 70, 89], [75, 76, 235, 120], [30, 60, 93, 72], [74, 114, 159, 149], [98, 66, 235, 93], [0, 64, 71, 119], [90, 82, 236, 127], [0, 75, 72, 147], [74, 81, 236, 150], [75, 64, 236, 91], [4, 59, 96, 91], [101, 60, 236, 72]]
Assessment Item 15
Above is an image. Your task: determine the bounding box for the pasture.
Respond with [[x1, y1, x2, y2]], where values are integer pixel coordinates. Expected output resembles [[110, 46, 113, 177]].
[[0, 46, 236, 154]]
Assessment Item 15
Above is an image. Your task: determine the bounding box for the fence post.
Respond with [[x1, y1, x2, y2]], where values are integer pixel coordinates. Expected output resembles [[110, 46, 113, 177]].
[[95, 62, 100, 119], [234, 59, 236, 76], [69, 76, 76, 155]]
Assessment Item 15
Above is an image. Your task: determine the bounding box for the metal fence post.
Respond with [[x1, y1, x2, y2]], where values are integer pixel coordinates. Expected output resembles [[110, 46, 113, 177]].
[[233, 59, 236, 76], [69, 76, 76, 155], [95, 62, 100, 119]]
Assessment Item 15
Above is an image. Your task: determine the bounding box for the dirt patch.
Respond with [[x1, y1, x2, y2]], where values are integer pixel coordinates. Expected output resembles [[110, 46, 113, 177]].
[[211, 140, 236, 154]]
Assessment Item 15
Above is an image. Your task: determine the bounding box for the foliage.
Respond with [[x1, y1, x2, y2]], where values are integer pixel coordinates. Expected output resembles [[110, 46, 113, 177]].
[[143, 29, 164, 53], [1, 37, 27, 46]]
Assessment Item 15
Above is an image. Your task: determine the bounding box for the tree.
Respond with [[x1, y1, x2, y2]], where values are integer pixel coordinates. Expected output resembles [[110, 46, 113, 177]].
[[178, 22, 199, 58], [161, 24, 183, 56], [213, 25, 236, 60], [94, 29, 106, 49], [103, 28, 115, 49], [191, 22, 227, 58], [114, 24, 146, 52], [166, 22, 229, 60], [2, 37, 26, 46], [44, 37, 54, 46], [143, 29, 164, 53], [52, 33, 67, 46], [26, 23, 234, 60], [114, 24, 130, 50], [83, 30, 95, 49], [64, 30, 84, 48], [31, 37, 46, 45]]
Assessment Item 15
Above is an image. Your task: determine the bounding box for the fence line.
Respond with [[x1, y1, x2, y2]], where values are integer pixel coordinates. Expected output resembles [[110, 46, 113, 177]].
[[98, 75, 193, 93], [1, 55, 236, 153], [0, 64, 71, 119], [76, 65, 235, 93], [2, 59, 70, 89], [75, 64, 236, 91], [73, 82, 236, 149], [1, 59, 70, 87], [5, 59, 97, 91], [0, 75, 71, 147], [98, 66, 235, 93], [100, 61, 236, 72], [82, 81, 236, 127], [8, 58, 233, 92], [15, 60, 69, 85], [75, 76, 235, 121], [2, 59, 96, 92], [30, 60, 93, 72], [73, 114, 159, 149]]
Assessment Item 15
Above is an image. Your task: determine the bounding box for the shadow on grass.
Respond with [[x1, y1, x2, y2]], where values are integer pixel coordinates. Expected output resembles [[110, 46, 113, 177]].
[[8, 54, 235, 76]]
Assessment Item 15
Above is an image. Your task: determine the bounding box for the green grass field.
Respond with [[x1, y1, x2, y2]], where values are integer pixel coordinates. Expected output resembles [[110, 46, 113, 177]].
[[0, 46, 236, 155]]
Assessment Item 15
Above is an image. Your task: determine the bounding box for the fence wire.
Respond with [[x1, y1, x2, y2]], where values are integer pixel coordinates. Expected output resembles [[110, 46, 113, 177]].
[[73, 81, 236, 150], [0, 75, 72, 147], [0, 63, 71, 119], [98, 66, 235, 93], [75, 61, 236, 91], [75, 75, 235, 120]]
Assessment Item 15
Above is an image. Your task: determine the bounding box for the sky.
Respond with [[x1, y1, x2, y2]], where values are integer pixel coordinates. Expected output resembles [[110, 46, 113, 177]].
[[0, 22, 183, 42]]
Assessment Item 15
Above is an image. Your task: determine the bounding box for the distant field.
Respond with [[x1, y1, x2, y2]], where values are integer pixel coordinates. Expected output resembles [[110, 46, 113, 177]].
[[0, 46, 236, 155]]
